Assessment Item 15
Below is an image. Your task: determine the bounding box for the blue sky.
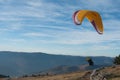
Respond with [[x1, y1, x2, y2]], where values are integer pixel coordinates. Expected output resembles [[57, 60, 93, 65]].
[[0, 0, 119, 57]]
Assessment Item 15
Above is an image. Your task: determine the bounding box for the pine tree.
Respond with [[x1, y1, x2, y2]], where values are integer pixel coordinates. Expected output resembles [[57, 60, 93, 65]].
[[114, 55, 120, 65]]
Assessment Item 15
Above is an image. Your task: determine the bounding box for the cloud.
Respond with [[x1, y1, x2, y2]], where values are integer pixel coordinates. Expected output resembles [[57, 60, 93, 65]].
[[6, 38, 26, 42], [21, 28, 119, 45], [0, 0, 12, 3], [0, 0, 74, 33], [23, 32, 52, 37], [0, 0, 119, 56], [103, 19, 120, 30], [78, 0, 119, 11]]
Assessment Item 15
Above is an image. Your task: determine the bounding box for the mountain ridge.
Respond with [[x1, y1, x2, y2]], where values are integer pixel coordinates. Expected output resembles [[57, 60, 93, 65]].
[[0, 51, 113, 77]]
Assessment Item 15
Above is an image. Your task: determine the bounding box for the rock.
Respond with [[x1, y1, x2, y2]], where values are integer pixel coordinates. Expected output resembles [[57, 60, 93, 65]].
[[90, 69, 107, 80]]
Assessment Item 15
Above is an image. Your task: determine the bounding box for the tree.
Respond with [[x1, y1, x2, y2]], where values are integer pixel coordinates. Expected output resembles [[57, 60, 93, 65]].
[[114, 55, 120, 65], [86, 57, 94, 66], [0, 74, 9, 78]]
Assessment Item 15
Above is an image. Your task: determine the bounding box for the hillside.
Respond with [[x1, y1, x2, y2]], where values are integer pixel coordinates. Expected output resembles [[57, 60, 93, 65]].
[[1, 65, 119, 80], [0, 51, 113, 77], [39, 64, 111, 75]]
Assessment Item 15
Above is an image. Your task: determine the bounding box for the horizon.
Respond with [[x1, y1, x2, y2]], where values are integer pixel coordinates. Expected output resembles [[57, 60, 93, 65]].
[[0, 0, 119, 57], [0, 50, 115, 57]]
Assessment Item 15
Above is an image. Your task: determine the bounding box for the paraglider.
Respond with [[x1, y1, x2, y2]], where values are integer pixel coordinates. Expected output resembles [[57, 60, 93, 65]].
[[73, 10, 104, 34], [86, 57, 94, 66]]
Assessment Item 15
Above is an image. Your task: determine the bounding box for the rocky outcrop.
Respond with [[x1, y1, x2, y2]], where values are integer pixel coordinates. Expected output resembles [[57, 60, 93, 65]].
[[90, 68, 107, 80]]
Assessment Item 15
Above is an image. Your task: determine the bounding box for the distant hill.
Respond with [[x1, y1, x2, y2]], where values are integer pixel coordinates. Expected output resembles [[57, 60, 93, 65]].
[[0, 51, 113, 77]]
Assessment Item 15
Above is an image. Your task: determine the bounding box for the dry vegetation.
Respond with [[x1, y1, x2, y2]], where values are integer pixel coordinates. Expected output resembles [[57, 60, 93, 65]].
[[100, 65, 120, 80], [10, 71, 88, 80], [0, 65, 120, 80]]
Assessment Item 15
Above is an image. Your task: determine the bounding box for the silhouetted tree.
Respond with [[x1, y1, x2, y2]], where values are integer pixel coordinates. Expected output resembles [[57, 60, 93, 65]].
[[0, 74, 9, 78], [86, 57, 94, 66], [114, 55, 120, 65]]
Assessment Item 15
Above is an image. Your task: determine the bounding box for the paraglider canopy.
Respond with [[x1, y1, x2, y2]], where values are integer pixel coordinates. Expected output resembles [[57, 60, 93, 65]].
[[73, 10, 104, 34]]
